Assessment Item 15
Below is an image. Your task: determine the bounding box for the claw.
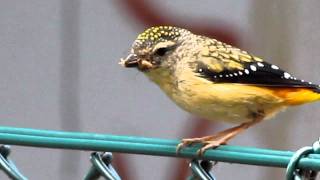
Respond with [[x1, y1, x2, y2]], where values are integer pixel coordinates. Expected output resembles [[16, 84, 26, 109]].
[[176, 136, 224, 155], [196, 141, 222, 156], [197, 149, 204, 156], [177, 119, 263, 156], [176, 143, 184, 154], [176, 138, 199, 154]]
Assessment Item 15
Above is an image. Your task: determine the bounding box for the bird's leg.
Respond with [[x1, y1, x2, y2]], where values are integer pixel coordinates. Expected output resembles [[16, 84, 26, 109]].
[[176, 125, 246, 152], [177, 113, 264, 156], [176, 135, 220, 153], [197, 121, 259, 155]]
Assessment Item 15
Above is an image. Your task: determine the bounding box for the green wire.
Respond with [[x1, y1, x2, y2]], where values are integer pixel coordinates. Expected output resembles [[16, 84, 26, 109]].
[[0, 145, 28, 180], [0, 126, 319, 171], [1, 126, 319, 159]]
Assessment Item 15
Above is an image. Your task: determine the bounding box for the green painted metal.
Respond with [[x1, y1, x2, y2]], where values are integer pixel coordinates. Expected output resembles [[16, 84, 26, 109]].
[[286, 140, 320, 180], [0, 126, 319, 171], [84, 152, 121, 180], [0, 145, 28, 180], [188, 160, 215, 180]]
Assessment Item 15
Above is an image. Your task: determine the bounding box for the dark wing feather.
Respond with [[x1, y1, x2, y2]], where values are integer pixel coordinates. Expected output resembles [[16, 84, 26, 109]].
[[196, 61, 320, 93]]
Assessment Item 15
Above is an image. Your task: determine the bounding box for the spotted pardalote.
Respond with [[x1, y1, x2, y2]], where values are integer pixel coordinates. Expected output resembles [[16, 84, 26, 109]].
[[120, 26, 320, 155]]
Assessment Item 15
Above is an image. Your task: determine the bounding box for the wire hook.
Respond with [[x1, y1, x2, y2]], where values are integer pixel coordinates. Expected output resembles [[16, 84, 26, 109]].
[[0, 145, 27, 180], [84, 152, 121, 180], [286, 138, 320, 180], [187, 159, 216, 180]]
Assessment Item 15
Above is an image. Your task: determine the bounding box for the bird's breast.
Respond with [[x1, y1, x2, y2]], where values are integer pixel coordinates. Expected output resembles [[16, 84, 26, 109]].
[[163, 74, 286, 124]]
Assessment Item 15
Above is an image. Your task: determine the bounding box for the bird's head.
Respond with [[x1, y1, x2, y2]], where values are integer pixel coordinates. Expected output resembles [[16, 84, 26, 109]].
[[120, 26, 193, 77]]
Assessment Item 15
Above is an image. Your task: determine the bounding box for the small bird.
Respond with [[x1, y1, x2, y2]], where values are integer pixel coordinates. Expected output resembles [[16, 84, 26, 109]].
[[120, 26, 320, 155]]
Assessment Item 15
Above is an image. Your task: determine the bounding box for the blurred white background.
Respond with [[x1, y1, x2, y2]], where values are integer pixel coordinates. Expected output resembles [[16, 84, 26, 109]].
[[0, 0, 319, 179]]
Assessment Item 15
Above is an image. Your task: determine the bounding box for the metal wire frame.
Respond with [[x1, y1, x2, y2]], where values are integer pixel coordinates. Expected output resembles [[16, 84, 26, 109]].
[[0, 145, 27, 180], [84, 152, 121, 180], [0, 126, 318, 171]]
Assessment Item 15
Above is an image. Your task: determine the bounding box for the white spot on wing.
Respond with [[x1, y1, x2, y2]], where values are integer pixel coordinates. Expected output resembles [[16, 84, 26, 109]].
[[283, 72, 291, 79], [219, 75, 223, 78], [271, 65, 279, 70], [257, 62, 264, 67], [238, 71, 243, 75], [234, 73, 238, 76], [198, 68, 203, 72], [244, 69, 249, 74], [250, 65, 257, 71]]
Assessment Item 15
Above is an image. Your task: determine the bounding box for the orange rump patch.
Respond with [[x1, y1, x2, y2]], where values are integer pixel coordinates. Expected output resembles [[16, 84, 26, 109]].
[[268, 87, 320, 105]]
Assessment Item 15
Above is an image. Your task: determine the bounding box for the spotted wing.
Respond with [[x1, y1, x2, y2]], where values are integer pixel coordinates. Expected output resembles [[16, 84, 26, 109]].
[[195, 39, 320, 92], [196, 60, 320, 92]]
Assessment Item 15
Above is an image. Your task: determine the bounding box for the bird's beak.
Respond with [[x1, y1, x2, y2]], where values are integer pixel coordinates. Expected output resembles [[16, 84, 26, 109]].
[[119, 53, 139, 68], [119, 54, 154, 71]]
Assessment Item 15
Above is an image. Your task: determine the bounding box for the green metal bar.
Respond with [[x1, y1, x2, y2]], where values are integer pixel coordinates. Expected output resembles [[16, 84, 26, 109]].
[[0, 126, 319, 159], [0, 126, 319, 171]]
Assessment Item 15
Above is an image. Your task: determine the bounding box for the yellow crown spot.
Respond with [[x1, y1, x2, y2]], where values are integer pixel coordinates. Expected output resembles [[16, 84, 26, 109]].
[[136, 26, 184, 44]]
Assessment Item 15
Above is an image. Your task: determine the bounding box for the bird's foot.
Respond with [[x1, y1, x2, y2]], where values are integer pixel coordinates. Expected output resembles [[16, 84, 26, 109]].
[[196, 139, 227, 156], [177, 119, 263, 156], [176, 138, 202, 153], [176, 136, 227, 156], [176, 135, 219, 154]]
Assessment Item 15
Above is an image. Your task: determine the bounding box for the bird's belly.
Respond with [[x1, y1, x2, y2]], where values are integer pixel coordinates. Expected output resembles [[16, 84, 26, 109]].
[[169, 83, 286, 124], [180, 101, 255, 123]]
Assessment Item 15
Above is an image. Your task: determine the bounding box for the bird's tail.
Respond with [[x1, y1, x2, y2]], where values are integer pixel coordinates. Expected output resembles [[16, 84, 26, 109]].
[[271, 87, 320, 105]]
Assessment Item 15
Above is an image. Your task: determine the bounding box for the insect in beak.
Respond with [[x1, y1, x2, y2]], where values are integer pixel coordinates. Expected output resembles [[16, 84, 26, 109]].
[[119, 54, 139, 67], [119, 54, 154, 71]]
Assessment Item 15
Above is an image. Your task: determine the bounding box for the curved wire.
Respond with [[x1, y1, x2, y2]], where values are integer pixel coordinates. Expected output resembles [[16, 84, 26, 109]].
[[188, 159, 215, 180], [0, 145, 27, 180], [84, 152, 121, 180], [286, 139, 320, 180]]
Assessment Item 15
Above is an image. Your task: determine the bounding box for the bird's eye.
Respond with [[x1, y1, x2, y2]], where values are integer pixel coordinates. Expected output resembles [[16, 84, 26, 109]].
[[154, 47, 168, 56]]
